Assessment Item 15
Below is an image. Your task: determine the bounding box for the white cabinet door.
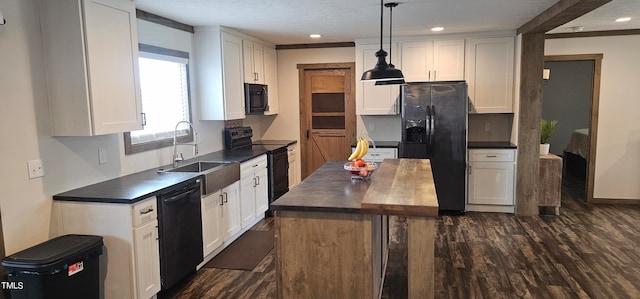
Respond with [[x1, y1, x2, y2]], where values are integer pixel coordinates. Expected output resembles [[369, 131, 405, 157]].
[[243, 40, 265, 84], [465, 36, 515, 113], [201, 191, 223, 257], [221, 32, 247, 120], [400, 41, 433, 82], [263, 46, 279, 115], [222, 181, 242, 241], [287, 144, 297, 188], [133, 219, 161, 299], [41, 0, 142, 136], [356, 43, 400, 115], [432, 39, 465, 81], [400, 39, 464, 82], [240, 176, 256, 228], [196, 27, 245, 120], [468, 161, 515, 205], [254, 167, 269, 215]]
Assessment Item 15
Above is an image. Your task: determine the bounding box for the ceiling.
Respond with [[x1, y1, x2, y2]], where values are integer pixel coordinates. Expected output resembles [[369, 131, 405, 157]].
[[135, 0, 640, 45]]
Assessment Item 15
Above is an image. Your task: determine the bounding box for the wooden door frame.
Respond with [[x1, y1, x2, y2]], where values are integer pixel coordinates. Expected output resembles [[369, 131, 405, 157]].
[[544, 54, 602, 203], [297, 62, 356, 179]]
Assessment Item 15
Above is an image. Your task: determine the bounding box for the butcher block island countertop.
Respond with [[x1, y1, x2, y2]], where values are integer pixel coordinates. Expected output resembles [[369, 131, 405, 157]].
[[271, 159, 438, 299]]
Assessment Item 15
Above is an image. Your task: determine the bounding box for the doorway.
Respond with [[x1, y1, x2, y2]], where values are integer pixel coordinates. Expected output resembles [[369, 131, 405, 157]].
[[297, 63, 356, 179], [543, 54, 602, 202]]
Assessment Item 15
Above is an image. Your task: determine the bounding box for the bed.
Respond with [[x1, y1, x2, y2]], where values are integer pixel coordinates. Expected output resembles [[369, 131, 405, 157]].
[[563, 128, 589, 179]]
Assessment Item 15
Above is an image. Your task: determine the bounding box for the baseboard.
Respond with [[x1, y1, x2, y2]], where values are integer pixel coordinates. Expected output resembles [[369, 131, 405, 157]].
[[466, 204, 515, 213]]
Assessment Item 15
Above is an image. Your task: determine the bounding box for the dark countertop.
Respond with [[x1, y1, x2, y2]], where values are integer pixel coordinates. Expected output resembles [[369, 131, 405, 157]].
[[53, 144, 289, 204], [53, 169, 201, 204], [252, 139, 297, 146], [271, 161, 371, 213], [350, 140, 399, 148], [468, 141, 517, 149]]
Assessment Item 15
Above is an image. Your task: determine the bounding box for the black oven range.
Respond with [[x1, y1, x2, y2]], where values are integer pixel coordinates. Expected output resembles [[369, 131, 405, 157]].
[[224, 127, 289, 216]]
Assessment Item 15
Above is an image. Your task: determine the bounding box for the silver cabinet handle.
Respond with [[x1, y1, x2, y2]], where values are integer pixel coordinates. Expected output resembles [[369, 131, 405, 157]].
[[468, 165, 472, 174], [223, 192, 228, 203], [486, 155, 497, 158], [253, 177, 257, 187], [256, 176, 260, 186], [219, 194, 224, 205]]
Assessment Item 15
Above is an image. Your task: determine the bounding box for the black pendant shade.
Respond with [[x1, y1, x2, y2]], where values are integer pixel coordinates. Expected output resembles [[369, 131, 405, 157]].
[[361, 50, 404, 82], [361, 0, 405, 84]]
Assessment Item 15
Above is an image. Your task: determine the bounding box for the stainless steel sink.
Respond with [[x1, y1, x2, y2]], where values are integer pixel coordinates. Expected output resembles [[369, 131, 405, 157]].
[[167, 161, 240, 195], [167, 161, 227, 173]]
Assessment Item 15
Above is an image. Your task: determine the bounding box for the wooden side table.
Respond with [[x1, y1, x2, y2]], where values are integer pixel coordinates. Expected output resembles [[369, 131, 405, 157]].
[[539, 153, 563, 215]]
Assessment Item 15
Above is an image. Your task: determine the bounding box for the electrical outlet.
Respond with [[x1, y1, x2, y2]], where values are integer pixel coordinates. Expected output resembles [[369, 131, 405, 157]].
[[484, 122, 491, 132], [98, 148, 107, 165], [27, 159, 44, 179]]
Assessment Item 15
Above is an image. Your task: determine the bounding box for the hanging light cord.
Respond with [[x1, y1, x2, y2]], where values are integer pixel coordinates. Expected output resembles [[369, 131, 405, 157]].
[[389, 3, 394, 66], [379, 0, 384, 51]]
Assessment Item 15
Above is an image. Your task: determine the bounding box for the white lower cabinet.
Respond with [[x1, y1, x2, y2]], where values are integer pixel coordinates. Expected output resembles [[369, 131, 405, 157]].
[[220, 182, 242, 242], [133, 219, 161, 299], [287, 144, 298, 188], [52, 197, 161, 299], [201, 182, 242, 257], [240, 155, 268, 229], [467, 149, 516, 213]]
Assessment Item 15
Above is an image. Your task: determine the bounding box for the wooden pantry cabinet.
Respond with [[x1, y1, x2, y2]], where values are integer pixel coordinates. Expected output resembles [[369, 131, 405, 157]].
[[40, 0, 143, 136]]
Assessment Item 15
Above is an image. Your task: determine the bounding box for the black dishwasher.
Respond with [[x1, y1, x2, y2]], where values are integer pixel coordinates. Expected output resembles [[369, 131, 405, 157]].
[[156, 178, 203, 290]]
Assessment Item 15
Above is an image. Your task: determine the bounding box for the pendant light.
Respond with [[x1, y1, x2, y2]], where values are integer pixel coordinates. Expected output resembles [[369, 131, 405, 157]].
[[361, 0, 405, 83], [376, 2, 405, 86]]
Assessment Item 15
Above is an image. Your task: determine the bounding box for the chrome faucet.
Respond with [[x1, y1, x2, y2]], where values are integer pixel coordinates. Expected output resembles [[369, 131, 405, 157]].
[[173, 121, 198, 168]]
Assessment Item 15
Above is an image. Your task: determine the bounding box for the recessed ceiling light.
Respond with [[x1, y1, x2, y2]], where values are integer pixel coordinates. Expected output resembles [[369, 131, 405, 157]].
[[310, 34, 322, 38], [615, 17, 631, 22], [431, 27, 444, 32]]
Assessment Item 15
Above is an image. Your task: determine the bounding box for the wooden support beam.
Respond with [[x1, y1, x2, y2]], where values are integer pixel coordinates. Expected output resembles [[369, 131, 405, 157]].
[[515, 0, 612, 215], [516, 32, 545, 216], [518, 0, 612, 34]]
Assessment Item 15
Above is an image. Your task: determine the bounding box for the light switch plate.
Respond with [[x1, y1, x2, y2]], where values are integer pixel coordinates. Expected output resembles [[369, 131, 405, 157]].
[[27, 159, 44, 179]]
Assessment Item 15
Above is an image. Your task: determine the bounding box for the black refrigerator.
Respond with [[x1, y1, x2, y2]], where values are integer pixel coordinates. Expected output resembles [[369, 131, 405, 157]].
[[399, 81, 468, 213]]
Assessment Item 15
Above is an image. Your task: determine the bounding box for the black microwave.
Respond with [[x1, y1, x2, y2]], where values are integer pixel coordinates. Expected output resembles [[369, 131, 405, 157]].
[[245, 83, 268, 114]]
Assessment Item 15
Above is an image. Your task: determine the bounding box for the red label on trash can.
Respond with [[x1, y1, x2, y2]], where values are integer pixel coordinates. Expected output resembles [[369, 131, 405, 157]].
[[68, 261, 84, 276]]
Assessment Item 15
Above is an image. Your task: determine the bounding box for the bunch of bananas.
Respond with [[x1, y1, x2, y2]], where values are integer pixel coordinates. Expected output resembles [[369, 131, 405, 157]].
[[348, 137, 369, 161]]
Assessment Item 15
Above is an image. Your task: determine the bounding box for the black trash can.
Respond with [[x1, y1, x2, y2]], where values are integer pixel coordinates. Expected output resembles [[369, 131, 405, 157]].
[[1, 234, 103, 299]]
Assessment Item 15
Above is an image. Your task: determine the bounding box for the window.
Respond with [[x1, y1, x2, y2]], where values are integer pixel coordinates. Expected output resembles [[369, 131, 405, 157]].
[[124, 44, 193, 154]]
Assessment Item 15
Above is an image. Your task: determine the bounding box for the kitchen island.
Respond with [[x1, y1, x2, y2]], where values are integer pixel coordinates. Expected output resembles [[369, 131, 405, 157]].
[[271, 159, 438, 299]]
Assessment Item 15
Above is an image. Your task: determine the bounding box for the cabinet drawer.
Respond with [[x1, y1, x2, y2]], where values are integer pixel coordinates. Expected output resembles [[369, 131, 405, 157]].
[[469, 149, 515, 162], [351, 147, 397, 162], [241, 154, 268, 177], [132, 197, 157, 227]]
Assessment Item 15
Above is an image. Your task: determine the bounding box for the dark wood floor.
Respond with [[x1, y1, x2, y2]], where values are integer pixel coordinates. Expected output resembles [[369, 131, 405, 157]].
[[163, 174, 640, 298]]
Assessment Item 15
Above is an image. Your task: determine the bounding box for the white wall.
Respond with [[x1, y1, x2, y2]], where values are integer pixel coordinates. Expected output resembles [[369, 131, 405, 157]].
[[545, 35, 640, 200], [0, 0, 227, 254]]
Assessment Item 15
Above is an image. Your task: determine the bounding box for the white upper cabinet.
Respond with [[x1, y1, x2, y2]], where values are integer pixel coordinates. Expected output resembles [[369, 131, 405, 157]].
[[195, 27, 246, 120], [465, 36, 515, 113], [263, 46, 279, 115], [243, 40, 265, 84], [40, 0, 143, 136], [356, 43, 401, 115], [400, 39, 465, 82]]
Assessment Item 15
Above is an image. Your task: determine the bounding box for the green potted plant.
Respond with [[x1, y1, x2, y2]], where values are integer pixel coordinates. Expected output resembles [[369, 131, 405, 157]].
[[540, 119, 558, 156]]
